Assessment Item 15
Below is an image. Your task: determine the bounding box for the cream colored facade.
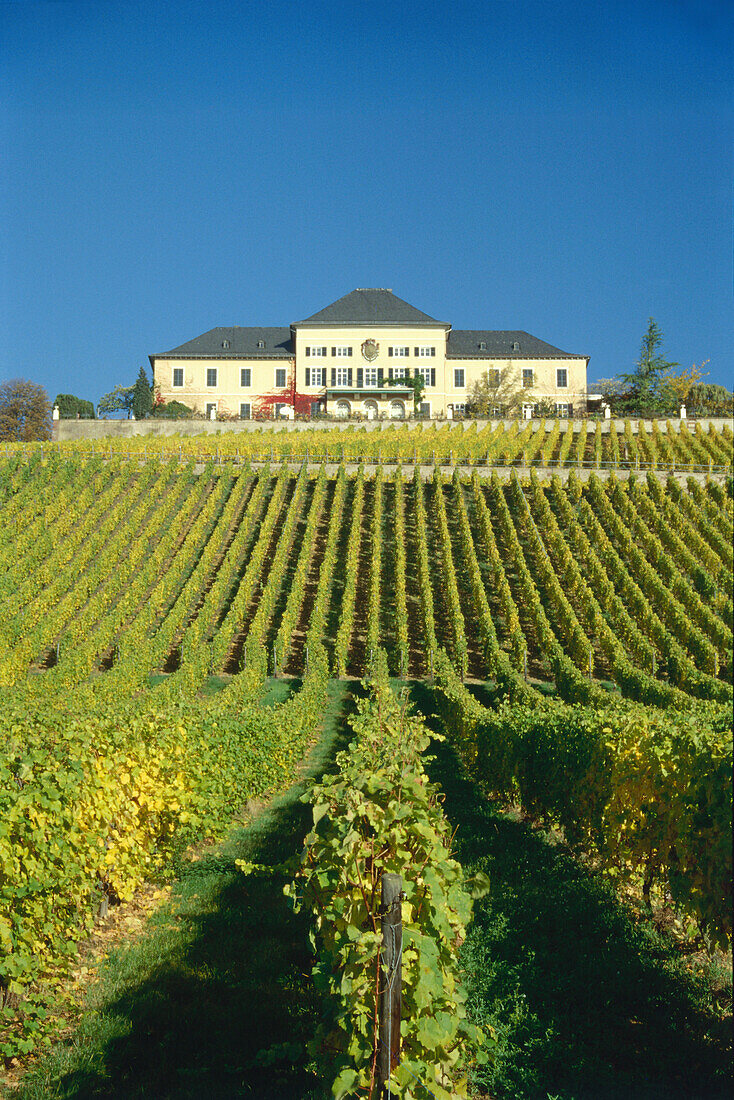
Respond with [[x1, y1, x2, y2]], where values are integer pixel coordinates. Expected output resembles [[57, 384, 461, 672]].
[[150, 290, 590, 419]]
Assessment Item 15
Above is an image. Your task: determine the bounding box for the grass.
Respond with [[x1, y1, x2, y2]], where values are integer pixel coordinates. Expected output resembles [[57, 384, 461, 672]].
[[409, 682, 732, 1100], [16, 680, 354, 1100]]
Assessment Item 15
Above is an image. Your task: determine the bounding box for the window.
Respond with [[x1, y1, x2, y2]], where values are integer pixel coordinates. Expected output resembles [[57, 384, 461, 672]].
[[556, 368, 568, 388], [512, 341, 521, 352], [453, 403, 466, 415], [221, 339, 230, 349], [490, 405, 502, 418], [172, 367, 183, 387], [306, 365, 324, 386], [240, 367, 251, 387], [416, 346, 435, 357], [556, 402, 570, 417], [206, 368, 217, 387], [479, 341, 487, 351], [419, 402, 431, 418], [275, 367, 287, 388], [390, 345, 409, 357], [274, 403, 288, 418], [240, 402, 251, 419], [522, 368, 534, 389], [256, 340, 265, 349], [306, 346, 326, 357], [335, 366, 350, 387], [488, 369, 500, 388], [389, 366, 409, 381], [364, 367, 379, 387], [206, 402, 217, 418], [454, 368, 465, 388], [332, 346, 352, 357], [415, 365, 434, 385]]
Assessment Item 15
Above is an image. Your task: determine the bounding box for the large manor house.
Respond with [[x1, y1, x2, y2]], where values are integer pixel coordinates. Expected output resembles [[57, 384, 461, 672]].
[[151, 289, 590, 420]]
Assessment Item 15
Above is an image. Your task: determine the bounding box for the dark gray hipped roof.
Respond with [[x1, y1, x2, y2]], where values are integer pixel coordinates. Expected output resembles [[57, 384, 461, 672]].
[[447, 330, 585, 359], [296, 289, 449, 326], [152, 327, 293, 358]]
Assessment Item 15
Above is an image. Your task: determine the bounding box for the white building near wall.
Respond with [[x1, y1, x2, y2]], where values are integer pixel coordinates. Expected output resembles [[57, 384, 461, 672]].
[[151, 289, 590, 419]]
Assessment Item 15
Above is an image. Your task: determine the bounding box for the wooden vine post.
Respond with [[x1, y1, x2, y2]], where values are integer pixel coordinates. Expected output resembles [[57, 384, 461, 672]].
[[377, 872, 402, 1094]]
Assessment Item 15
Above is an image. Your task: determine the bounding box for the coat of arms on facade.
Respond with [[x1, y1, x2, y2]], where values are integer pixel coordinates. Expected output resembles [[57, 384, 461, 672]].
[[361, 339, 379, 362]]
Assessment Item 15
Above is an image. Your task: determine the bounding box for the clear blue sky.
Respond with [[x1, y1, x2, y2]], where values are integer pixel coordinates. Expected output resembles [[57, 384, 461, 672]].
[[1, 0, 732, 404]]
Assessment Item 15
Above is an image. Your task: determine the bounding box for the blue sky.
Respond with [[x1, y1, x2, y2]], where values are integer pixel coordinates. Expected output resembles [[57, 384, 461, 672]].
[[1, 0, 732, 404]]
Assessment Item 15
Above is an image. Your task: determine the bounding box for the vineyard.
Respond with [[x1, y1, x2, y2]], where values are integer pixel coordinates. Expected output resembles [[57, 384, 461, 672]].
[[11, 415, 734, 473], [1, 434, 732, 1095]]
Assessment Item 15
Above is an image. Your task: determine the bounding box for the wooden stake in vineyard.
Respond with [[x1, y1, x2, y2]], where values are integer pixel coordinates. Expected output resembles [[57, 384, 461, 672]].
[[377, 873, 402, 1095]]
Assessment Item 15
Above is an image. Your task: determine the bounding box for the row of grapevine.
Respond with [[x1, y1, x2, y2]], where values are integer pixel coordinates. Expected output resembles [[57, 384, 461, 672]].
[[431, 652, 732, 943], [1, 461, 730, 703], [14, 416, 733, 470], [333, 467, 366, 676]]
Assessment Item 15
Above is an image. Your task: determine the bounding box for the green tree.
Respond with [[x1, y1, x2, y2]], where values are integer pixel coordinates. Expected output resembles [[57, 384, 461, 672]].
[[132, 367, 153, 419], [618, 319, 678, 415], [466, 367, 528, 418], [97, 384, 134, 418], [386, 371, 425, 414], [54, 393, 96, 419], [153, 399, 192, 419], [0, 378, 52, 441], [686, 382, 733, 417]]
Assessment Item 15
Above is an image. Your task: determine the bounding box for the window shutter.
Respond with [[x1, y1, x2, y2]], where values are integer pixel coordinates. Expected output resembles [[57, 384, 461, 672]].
[[430, 367, 436, 387], [305, 346, 310, 357], [348, 347, 353, 356], [347, 367, 353, 386], [388, 346, 393, 357], [377, 367, 384, 385], [568, 403, 573, 418], [388, 367, 394, 380], [414, 347, 419, 356], [431, 347, 436, 356], [331, 368, 336, 387], [357, 367, 363, 387], [305, 367, 310, 387], [331, 347, 336, 356]]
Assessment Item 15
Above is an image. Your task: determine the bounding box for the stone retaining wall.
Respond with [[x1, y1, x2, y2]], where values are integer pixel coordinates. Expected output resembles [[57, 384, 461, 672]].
[[53, 416, 732, 441]]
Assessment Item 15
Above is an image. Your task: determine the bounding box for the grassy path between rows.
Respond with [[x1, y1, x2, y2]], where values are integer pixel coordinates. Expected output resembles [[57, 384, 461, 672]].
[[409, 683, 732, 1100], [15, 681, 354, 1100]]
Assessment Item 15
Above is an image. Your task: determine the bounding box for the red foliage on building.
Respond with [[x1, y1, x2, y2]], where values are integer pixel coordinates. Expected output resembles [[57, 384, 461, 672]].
[[253, 361, 321, 418]]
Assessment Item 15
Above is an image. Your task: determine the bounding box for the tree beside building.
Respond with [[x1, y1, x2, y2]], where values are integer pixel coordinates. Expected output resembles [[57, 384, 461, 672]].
[[0, 379, 52, 441], [54, 393, 96, 419]]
